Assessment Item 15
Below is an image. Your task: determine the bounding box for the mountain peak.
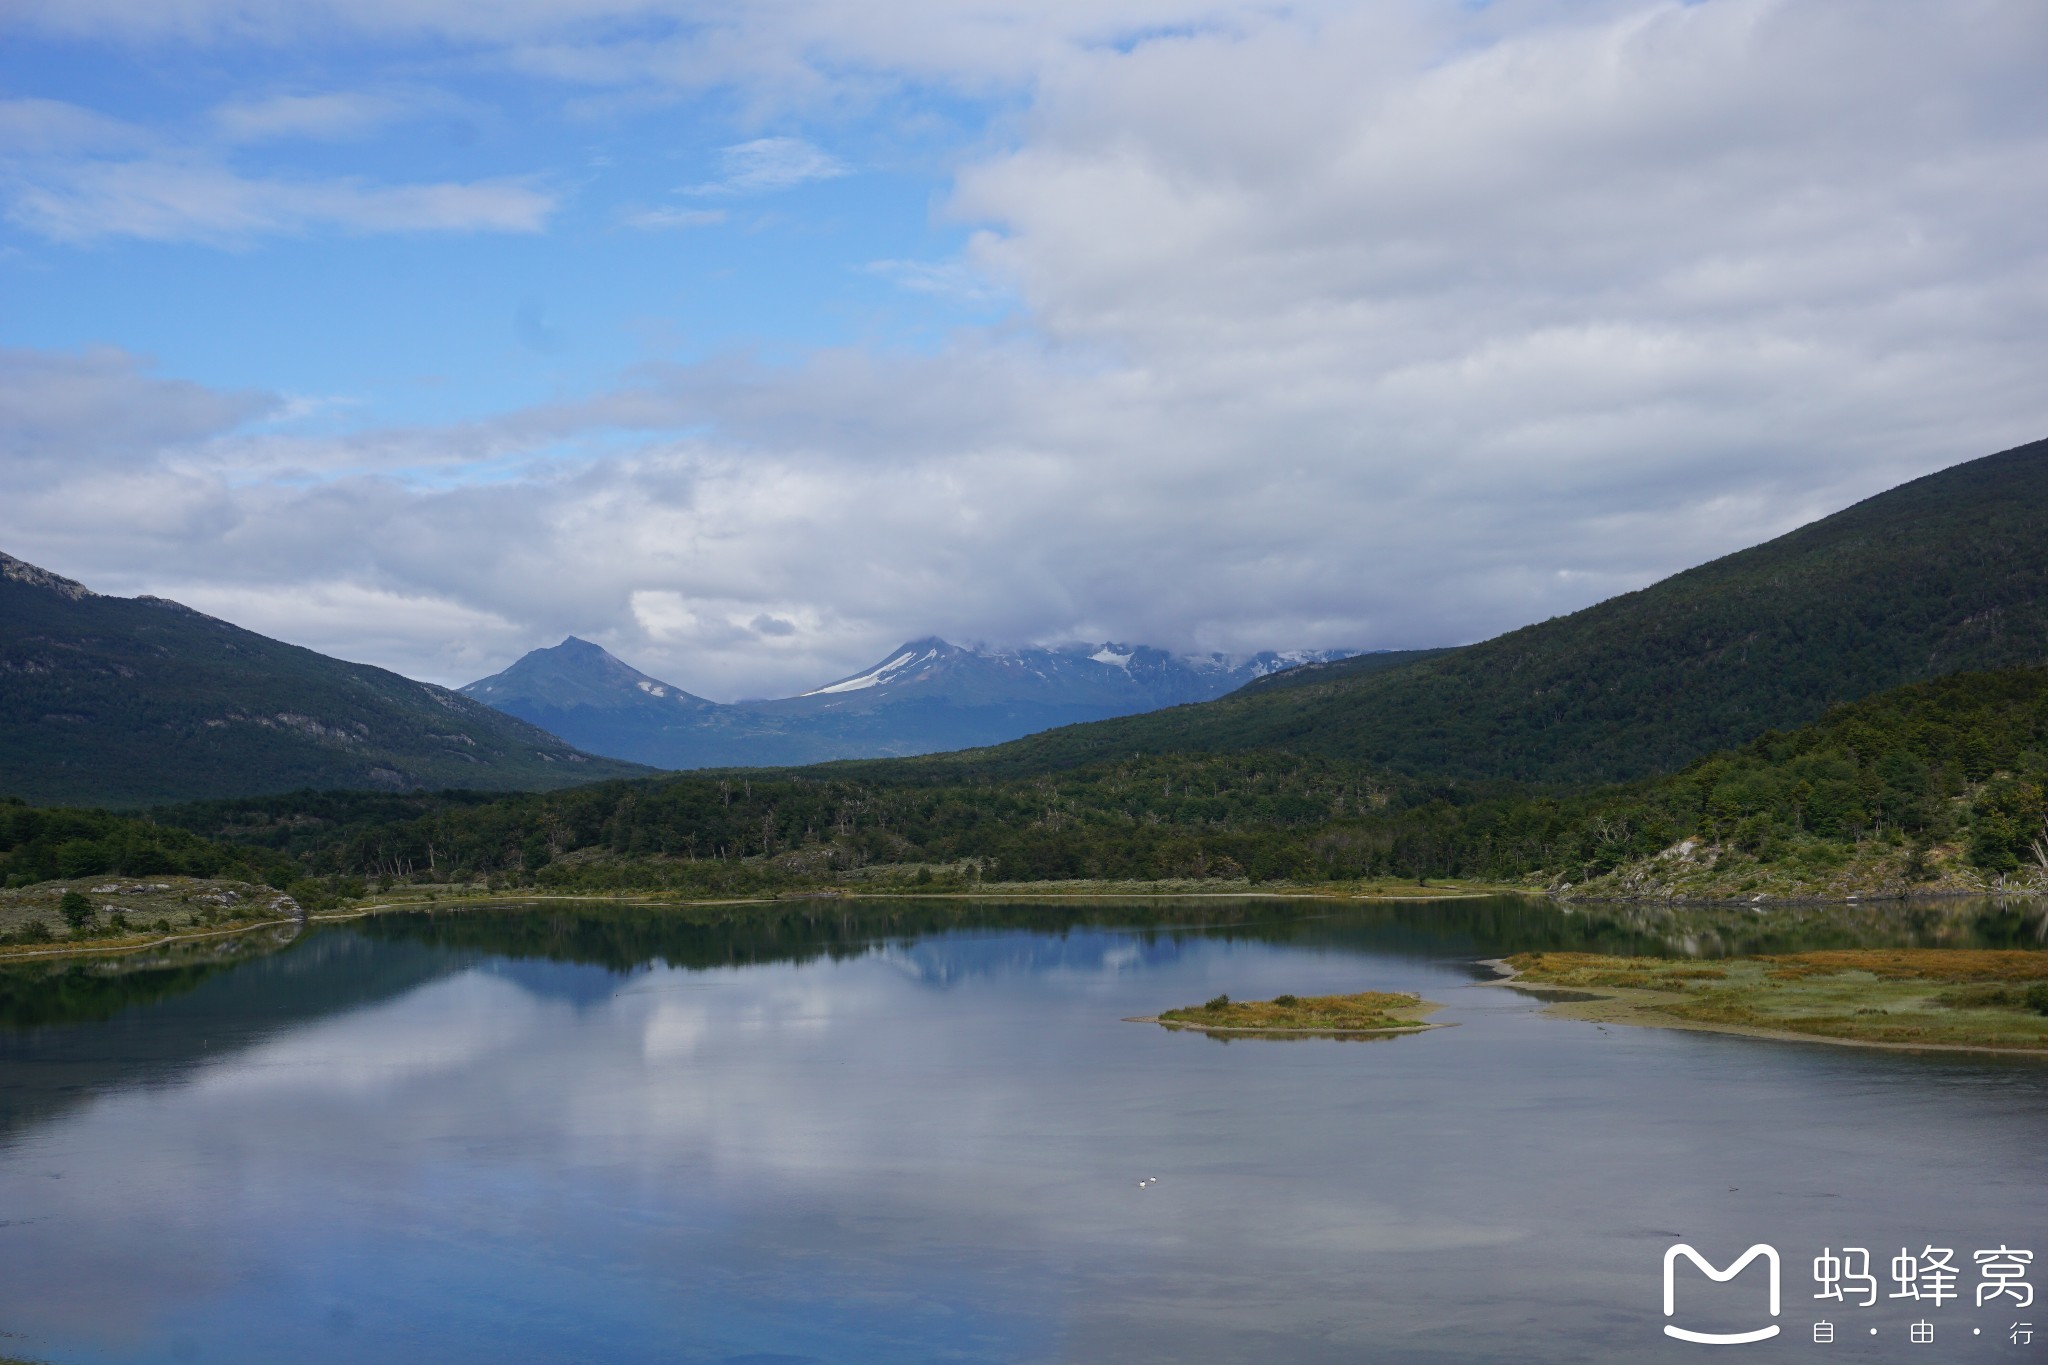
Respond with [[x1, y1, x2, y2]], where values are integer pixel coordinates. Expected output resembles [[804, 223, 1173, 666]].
[[461, 637, 715, 712], [0, 552, 647, 804], [1, 551, 96, 602], [801, 640, 958, 696], [460, 629, 1360, 768]]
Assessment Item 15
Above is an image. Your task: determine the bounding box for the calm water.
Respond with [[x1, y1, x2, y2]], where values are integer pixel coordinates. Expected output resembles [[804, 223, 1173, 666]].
[[0, 896, 2043, 1364]]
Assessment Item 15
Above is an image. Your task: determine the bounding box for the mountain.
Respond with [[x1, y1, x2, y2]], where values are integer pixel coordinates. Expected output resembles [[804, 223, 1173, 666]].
[[0, 553, 652, 806], [460, 634, 1373, 768], [458, 636, 721, 764], [926, 435, 2048, 785]]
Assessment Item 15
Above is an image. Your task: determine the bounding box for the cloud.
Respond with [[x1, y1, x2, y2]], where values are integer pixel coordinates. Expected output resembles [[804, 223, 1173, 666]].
[[5, 159, 556, 243], [0, 92, 548, 246], [864, 257, 1003, 303], [150, 579, 533, 681], [210, 90, 417, 143], [1, 1, 2044, 702], [623, 206, 726, 230], [680, 137, 847, 195], [0, 97, 152, 156], [4, 0, 1271, 100], [0, 346, 274, 469]]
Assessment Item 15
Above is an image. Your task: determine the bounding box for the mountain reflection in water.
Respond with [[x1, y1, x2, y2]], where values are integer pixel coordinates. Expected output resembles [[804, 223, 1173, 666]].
[[0, 895, 2039, 1364], [4, 893, 2042, 1035]]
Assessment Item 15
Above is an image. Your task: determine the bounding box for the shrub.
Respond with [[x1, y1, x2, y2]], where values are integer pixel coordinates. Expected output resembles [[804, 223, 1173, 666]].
[[58, 890, 94, 930], [2027, 984, 2048, 1017], [1204, 994, 1230, 1010], [1937, 984, 2020, 1010], [1272, 994, 1299, 1006]]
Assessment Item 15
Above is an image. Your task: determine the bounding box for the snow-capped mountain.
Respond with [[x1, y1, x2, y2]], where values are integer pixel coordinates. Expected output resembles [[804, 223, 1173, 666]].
[[461, 635, 1357, 770], [780, 637, 1350, 713], [458, 637, 722, 767]]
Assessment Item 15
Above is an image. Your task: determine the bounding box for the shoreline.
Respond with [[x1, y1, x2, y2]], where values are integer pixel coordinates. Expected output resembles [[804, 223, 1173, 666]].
[[1553, 886, 2042, 907], [0, 885, 1523, 964], [4, 881, 2035, 968], [0, 915, 305, 963], [1480, 957, 2048, 1059]]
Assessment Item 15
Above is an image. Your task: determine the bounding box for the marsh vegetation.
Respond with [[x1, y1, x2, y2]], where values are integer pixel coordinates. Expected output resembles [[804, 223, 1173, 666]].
[[1503, 949, 2048, 1052], [1153, 989, 1438, 1033]]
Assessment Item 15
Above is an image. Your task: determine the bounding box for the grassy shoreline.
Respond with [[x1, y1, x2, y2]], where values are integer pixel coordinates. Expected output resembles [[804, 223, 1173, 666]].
[[0, 878, 1521, 961], [1494, 950, 2048, 1055]]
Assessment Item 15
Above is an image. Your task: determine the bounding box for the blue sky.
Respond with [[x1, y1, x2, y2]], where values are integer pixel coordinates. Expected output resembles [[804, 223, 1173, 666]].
[[0, 33, 1006, 433], [2, 0, 2045, 697]]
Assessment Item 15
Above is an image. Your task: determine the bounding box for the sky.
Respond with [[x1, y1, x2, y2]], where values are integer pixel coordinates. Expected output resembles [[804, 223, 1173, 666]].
[[1, 0, 2044, 701]]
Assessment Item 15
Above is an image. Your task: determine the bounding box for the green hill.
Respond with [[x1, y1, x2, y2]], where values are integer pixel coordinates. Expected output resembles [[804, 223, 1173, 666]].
[[0, 553, 652, 805], [934, 436, 2048, 784], [165, 663, 2048, 900], [1518, 662, 2048, 898]]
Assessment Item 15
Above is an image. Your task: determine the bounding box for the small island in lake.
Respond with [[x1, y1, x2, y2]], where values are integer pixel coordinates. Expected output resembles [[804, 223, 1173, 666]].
[[1498, 950, 2048, 1054], [1144, 990, 1442, 1035]]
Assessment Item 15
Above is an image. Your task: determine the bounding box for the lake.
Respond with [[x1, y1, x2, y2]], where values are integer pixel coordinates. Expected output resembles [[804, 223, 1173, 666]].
[[0, 896, 2043, 1363]]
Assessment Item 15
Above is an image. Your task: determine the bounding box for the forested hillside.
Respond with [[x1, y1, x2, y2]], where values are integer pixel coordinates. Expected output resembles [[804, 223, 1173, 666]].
[[156, 664, 2048, 900], [930, 437, 2048, 784], [0, 553, 650, 805]]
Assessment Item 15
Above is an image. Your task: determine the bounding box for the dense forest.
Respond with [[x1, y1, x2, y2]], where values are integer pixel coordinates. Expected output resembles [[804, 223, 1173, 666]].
[[136, 664, 2048, 898], [0, 798, 338, 903]]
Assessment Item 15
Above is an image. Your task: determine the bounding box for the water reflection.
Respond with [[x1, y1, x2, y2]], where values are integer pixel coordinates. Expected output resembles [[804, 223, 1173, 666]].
[[349, 892, 2048, 968], [6, 893, 2042, 1036], [0, 896, 2039, 1364]]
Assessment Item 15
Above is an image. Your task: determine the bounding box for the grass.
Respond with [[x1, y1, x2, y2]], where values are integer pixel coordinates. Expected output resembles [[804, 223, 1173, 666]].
[[0, 876, 303, 958], [1503, 949, 2048, 1052], [1155, 990, 1438, 1033]]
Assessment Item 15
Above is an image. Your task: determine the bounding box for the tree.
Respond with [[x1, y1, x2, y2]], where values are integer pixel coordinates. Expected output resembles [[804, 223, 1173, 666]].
[[58, 889, 95, 931]]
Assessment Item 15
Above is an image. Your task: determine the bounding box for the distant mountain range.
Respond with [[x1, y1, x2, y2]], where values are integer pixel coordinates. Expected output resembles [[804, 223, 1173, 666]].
[[0, 553, 652, 806], [950, 434, 2048, 785], [459, 635, 1370, 768]]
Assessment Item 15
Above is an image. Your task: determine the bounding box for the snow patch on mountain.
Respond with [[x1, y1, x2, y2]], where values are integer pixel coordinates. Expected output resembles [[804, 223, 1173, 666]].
[[460, 633, 1366, 770], [804, 647, 938, 696]]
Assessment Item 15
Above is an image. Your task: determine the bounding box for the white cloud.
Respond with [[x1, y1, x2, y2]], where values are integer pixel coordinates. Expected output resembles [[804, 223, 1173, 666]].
[[680, 137, 847, 195], [210, 90, 417, 143], [0, 97, 152, 155], [622, 205, 726, 230], [865, 257, 1003, 303], [0, 346, 274, 467], [5, 0, 1282, 99], [0, 91, 547, 246], [6, 158, 556, 243], [156, 579, 533, 680], [1, 1, 2045, 700]]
